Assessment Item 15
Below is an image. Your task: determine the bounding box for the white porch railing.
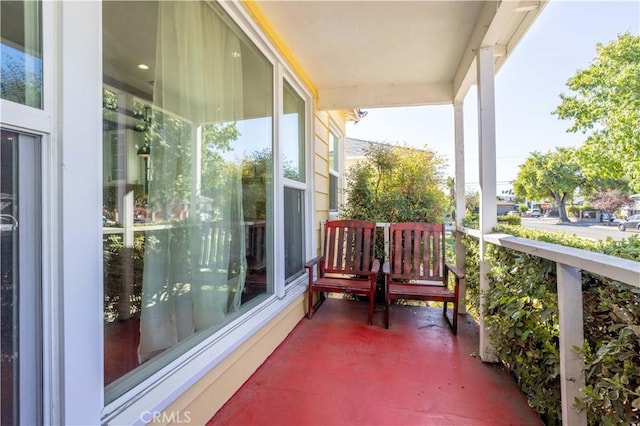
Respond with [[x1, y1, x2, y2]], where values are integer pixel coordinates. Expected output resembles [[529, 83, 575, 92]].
[[462, 227, 640, 425]]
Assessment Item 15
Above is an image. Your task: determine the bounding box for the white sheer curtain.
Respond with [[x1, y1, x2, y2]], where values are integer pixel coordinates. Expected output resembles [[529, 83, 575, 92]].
[[138, 1, 245, 363]]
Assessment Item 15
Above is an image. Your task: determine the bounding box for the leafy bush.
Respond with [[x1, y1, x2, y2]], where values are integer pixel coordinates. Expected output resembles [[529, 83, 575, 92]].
[[498, 215, 521, 225], [342, 143, 447, 224], [567, 205, 581, 217], [485, 241, 561, 424], [461, 234, 480, 318], [462, 226, 640, 425], [103, 233, 146, 322], [341, 143, 448, 299]]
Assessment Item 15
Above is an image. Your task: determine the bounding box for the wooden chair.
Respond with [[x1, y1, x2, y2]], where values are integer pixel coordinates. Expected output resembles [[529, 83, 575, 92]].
[[304, 219, 380, 325], [383, 222, 464, 334]]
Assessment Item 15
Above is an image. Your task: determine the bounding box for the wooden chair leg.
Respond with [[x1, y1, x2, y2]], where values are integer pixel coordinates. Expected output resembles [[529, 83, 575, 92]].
[[385, 299, 390, 329], [452, 300, 459, 335], [367, 294, 374, 325], [307, 287, 313, 319]]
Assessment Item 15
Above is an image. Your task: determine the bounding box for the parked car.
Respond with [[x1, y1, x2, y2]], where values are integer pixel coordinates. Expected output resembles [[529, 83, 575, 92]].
[[507, 210, 520, 216], [617, 214, 640, 231], [527, 209, 542, 217], [0, 214, 18, 233]]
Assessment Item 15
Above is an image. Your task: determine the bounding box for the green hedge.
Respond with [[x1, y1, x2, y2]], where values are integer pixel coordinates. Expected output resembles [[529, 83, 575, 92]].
[[463, 226, 640, 425], [498, 215, 522, 225]]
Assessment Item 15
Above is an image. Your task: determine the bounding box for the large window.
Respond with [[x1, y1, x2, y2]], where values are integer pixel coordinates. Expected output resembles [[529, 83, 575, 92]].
[[0, 1, 43, 108], [282, 80, 306, 283], [102, 1, 274, 401]]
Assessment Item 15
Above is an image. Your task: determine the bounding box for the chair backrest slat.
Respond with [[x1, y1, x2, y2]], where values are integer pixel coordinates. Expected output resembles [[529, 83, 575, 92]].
[[388, 222, 445, 281], [323, 219, 377, 275]]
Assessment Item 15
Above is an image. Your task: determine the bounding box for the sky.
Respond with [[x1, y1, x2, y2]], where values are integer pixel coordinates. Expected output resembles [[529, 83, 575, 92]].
[[345, 0, 640, 194]]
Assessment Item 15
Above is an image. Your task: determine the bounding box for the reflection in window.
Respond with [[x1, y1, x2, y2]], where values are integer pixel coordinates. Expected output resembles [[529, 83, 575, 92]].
[[329, 131, 339, 212], [102, 1, 273, 401], [282, 81, 305, 183], [284, 187, 305, 282], [0, 0, 43, 108]]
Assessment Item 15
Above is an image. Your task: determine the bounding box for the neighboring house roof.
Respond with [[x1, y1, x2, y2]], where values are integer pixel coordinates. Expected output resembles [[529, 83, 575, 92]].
[[344, 137, 388, 158], [344, 137, 428, 158]]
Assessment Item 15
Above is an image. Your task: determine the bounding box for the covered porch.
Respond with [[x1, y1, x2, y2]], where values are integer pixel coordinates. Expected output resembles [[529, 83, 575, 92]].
[[209, 297, 542, 425]]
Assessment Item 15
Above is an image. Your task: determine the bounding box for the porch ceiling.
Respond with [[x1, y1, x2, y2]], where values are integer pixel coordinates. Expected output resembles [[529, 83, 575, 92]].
[[253, 0, 548, 110]]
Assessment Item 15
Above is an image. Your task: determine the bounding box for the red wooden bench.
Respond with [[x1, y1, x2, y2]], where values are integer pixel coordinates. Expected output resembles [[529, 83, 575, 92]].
[[305, 219, 380, 325], [384, 222, 464, 334]]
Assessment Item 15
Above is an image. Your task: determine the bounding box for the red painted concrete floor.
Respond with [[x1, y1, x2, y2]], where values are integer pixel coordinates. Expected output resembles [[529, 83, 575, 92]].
[[209, 297, 543, 426]]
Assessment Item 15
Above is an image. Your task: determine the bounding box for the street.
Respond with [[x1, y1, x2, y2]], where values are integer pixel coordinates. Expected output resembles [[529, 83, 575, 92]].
[[519, 217, 635, 242]]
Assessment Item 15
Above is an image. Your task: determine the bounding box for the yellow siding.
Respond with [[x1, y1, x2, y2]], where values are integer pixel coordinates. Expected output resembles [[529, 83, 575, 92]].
[[314, 116, 328, 141], [154, 294, 307, 426], [315, 162, 329, 194], [315, 109, 329, 123]]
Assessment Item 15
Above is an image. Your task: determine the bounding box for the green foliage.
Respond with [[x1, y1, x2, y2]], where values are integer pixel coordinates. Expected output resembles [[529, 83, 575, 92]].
[[103, 233, 147, 322], [462, 191, 480, 228], [497, 215, 521, 225], [0, 53, 42, 107], [485, 241, 562, 424], [513, 148, 583, 222], [554, 33, 640, 193], [462, 234, 480, 318], [342, 143, 448, 223], [342, 143, 448, 299], [462, 226, 640, 424], [578, 279, 640, 425]]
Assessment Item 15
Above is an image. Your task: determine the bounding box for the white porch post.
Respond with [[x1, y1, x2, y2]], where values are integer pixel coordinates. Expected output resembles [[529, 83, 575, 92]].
[[557, 264, 587, 425], [60, 1, 103, 423], [477, 46, 498, 362], [453, 101, 467, 314]]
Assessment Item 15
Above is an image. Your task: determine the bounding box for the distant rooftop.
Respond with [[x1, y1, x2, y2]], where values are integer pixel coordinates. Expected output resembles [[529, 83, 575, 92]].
[[344, 137, 429, 158]]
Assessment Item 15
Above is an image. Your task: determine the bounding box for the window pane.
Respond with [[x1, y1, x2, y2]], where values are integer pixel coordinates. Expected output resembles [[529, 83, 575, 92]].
[[102, 1, 273, 401], [329, 131, 338, 172], [282, 81, 305, 182], [0, 1, 43, 108], [284, 187, 304, 282], [329, 131, 339, 211], [329, 174, 337, 211]]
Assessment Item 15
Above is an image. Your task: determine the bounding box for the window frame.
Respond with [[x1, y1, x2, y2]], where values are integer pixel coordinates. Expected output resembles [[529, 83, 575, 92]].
[[0, 1, 59, 424], [279, 76, 312, 289]]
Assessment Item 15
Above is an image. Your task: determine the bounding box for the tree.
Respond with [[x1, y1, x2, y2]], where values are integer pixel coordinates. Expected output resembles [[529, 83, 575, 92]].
[[513, 148, 583, 223], [589, 189, 632, 224], [342, 143, 447, 223], [553, 33, 640, 193]]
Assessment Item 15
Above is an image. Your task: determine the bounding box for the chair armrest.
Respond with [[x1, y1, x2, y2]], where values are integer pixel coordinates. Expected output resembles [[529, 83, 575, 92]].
[[371, 258, 381, 274], [445, 262, 465, 280], [382, 260, 390, 275], [304, 255, 323, 269]]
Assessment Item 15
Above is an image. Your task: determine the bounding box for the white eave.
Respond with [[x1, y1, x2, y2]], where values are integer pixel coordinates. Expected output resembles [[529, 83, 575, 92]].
[[252, 0, 547, 110]]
